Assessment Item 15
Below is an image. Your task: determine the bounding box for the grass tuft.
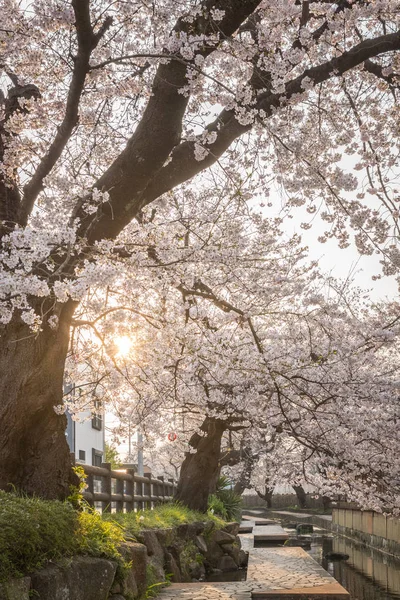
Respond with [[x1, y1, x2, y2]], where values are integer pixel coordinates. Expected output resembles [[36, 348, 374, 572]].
[[104, 502, 225, 539]]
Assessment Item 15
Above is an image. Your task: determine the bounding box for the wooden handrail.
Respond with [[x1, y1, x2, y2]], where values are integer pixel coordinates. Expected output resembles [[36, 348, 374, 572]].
[[76, 459, 176, 513]]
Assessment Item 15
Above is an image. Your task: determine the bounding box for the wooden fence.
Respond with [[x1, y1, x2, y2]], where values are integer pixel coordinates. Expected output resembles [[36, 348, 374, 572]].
[[333, 505, 400, 546], [81, 462, 176, 513]]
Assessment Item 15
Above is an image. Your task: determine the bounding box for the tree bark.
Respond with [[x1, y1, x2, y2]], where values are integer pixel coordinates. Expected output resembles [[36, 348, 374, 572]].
[[174, 417, 226, 512], [233, 450, 256, 495], [293, 484, 307, 508], [0, 302, 78, 499], [256, 478, 274, 508]]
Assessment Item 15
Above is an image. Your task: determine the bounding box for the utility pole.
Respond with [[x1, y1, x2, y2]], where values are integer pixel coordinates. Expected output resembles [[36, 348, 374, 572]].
[[137, 431, 144, 476], [127, 419, 133, 462]]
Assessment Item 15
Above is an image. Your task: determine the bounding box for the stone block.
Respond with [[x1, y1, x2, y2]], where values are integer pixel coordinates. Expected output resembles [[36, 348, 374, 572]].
[[148, 555, 165, 584], [155, 528, 176, 548], [31, 557, 116, 600], [238, 549, 249, 567], [195, 535, 208, 554], [188, 561, 205, 580], [213, 529, 236, 545], [224, 542, 241, 565], [127, 542, 148, 597], [0, 577, 30, 600], [217, 555, 238, 572], [137, 530, 165, 563], [176, 523, 189, 538], [204, 539, 225, 565], [187, 522, 206, 537], [117, 541, 147, 598], [165, 551, 182, 583], [223, 522, 240, 536]]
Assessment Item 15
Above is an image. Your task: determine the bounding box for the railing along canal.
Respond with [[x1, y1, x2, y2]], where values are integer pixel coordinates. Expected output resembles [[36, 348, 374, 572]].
[[80, 462, 176, 513]]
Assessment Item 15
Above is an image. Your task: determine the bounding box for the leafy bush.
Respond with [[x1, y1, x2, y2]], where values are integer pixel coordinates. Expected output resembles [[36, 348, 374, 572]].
[[0, 491, 125, 583], [208, 477, 242, 521], [77, 510, 125, 561], [0, 491, 79, 581], [208, 494, 228, 520], [0, 493, 225, 583]]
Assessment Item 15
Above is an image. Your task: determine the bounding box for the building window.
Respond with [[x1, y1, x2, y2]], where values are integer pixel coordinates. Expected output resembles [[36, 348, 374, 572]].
[[92, 449, 103, 467], [91, 400, 103, 430], [78, 450, 86, 463], [91, 414, 102, 430]]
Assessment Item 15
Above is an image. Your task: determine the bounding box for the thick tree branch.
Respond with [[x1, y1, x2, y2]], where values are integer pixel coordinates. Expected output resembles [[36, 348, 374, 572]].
[[140, 30, 400, 207], [18, 1, 113, 226], [76, 0, 263, 243]]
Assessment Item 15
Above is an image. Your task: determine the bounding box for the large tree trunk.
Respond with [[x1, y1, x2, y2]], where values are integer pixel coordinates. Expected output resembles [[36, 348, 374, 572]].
[[293, 484, 307, 509], [175, 417, 226, 512], [0, 302, 77, 499]]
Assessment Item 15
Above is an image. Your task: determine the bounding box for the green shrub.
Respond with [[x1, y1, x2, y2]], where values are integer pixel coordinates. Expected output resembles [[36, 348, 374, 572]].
[[76, 510, 125, 562], [0, 492, 127, 583], [208, 494, 228, 520], [0, 491, 78, 582], [0, 493, 225, 584], [208, 477, 242, 521]]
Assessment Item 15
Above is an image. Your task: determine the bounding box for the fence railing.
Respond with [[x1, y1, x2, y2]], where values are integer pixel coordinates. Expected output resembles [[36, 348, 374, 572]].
[[80, 462, 176, 513]]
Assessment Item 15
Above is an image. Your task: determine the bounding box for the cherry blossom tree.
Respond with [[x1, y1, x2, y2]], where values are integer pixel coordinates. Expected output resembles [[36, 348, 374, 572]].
[[63, 197, 400, 512], [1, 0, 400, 501]]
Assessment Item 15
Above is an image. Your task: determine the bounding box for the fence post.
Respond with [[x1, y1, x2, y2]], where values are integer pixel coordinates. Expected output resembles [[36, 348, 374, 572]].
[[115, 475, 124, 513], [143, 469, 152, 509], [135, 472, 143, 511], [168, 478, 175, 501], [125, 468, 135, 513], [157, 475, 165, 504], [101, 462, 112, 513]]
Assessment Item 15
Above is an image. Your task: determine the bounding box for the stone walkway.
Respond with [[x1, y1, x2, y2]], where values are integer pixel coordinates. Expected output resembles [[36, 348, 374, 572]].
[[158, 522, 349, 599], [239, 521, 255, 534], [253, 525, 288, 542]]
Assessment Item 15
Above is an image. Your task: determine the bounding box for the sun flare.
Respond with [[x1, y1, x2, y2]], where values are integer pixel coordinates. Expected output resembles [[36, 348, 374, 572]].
[[115, 335, 133, 357]]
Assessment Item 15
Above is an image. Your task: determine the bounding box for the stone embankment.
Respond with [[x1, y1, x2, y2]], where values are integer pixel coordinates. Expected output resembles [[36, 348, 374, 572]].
[[0, 521, 246, 600]]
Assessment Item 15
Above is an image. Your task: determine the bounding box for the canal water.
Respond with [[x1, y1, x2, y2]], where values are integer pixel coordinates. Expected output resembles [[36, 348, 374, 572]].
[[308, 532, 400, 600]]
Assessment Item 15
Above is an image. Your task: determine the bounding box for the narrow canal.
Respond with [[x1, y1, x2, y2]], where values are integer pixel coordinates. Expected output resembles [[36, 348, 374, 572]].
[[308, 532, 400, 600], [254, 530, 400, 599]]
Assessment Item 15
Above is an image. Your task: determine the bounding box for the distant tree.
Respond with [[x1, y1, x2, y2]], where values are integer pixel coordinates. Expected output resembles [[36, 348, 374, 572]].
[[104, 443, 122, 470]]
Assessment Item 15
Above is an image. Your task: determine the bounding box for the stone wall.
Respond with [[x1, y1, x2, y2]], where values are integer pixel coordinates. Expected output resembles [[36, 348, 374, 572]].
[[0, 521, 247, 600], [332, 508, 400, 558]]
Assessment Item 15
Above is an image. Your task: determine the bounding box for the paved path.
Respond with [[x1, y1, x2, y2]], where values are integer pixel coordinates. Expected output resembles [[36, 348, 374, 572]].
[[158, 546, 348, 599], [240, 521, 255, 533], [247, 547, 348, 597], [157, 519, 349, 599]]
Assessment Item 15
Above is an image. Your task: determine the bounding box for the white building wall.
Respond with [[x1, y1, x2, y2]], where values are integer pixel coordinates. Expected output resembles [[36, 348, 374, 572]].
[[74, 410, 105, 466]]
